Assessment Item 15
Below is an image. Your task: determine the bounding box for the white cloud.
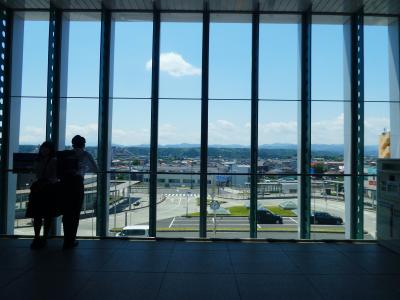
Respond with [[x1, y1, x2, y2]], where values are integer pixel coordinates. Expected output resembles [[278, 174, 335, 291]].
[[19, 126, 45, 145], [66, 123, 98, 145], [158, 123, 200, 145], [146, 52, 201, 77], [112, 128, 150, 145], [209, 119, 249, 145], [210, 119, 235, 131], [258, 121, 297, 144], [311, 113, 344, 144], [112, 123, 200, 146], [158, 123, 178, 143], [19, 114, 391, 147]]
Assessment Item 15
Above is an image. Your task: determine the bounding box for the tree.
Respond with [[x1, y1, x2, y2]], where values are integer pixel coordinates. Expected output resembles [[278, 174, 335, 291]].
[[131, 159, 140, 166], [313, 163, 326, 174]]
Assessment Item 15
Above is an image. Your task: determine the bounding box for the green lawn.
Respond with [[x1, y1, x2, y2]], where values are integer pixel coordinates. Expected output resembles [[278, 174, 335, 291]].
[[227, 205, 297, 217], [266, 206, 297, 217], [228, 206, 249, 216], [195, 198, 227, 206], [186, 205, 296, 217]]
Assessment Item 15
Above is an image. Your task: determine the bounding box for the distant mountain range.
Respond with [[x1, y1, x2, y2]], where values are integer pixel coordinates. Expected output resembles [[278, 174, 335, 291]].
[[112, 143, 377, 153], [19, 143, 378, 156]]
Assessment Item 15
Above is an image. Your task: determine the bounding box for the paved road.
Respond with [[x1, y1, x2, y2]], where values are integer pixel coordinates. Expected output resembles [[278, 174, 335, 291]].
[[157, 216, 344, 231], [14, 189, 374, 240], [158, 216, 300, 229]]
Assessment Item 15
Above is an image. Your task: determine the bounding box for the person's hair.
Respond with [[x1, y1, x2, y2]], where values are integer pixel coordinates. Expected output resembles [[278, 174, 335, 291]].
[[38, 141, 56, 159], [72, 135, 86, 149]]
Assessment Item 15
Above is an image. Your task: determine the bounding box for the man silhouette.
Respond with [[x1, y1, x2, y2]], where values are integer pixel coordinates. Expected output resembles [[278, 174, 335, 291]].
[[62, 135, 98, 249]]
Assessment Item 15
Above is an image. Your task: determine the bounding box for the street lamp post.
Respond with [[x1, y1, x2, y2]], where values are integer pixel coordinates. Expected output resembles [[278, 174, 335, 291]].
[[128, 165, 132, 224], [114, 184, 117, 230], [186, 191, 191, 217], [190, 161, 193, 189]]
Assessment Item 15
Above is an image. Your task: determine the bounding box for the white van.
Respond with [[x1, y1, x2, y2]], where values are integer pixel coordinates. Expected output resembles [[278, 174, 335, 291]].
[[116, 225, 149, 238]]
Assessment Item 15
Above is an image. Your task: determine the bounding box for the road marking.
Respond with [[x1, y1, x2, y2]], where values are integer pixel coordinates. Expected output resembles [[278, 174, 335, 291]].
[[257, 224, 261, 229], [169, 217, 176, 228], [289, 217, 298, 224], [174, 222, 252, 228]]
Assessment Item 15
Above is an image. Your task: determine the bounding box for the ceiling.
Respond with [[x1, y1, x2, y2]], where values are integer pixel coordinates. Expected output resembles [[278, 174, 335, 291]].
[[0, 0, 399, 15]]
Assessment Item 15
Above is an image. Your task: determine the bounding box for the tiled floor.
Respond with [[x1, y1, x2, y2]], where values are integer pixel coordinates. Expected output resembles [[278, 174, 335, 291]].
[[0, 238, 399, 299]]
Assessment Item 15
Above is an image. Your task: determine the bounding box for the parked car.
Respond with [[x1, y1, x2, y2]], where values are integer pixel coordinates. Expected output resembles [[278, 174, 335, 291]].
[[255, 209, 283, 224], [310, 212, 343, 225], [279, 200, 297, 210], [116, 225, 149, 237]]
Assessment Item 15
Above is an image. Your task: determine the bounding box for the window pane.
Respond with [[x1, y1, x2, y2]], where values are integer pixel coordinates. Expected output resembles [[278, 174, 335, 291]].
[[206, 175, 250, 238], [158, 99, 201, 167], [65, 98, 99, 237], [311, 102, 344, 175], [113, 14, 153, 98], [159, 15, 202, 98], [156, 174, 200, 238], [311, 176, 346, 239], [18, 15, 49, 149], [13, 15, 49, 236], [18, 98, 46, 148], [312, 24, 344, 101], [363, 20, 391, 241], [67, 14, 101, 98], [208, 100, 250, 173], [364, 102, 389, 240], [259, 20, 299, 100], [20, 16, 49, 97], [109, 172, 149, 236], [209, 15, 252, 99], [14, 173, 35, 235], [257, 175, 299, 239], [365, 102, 389, 172], [258, 101, 298, 174], [365, 24, 389, 102], [65, 98, 99, 148], [111, 99, 151, 172]]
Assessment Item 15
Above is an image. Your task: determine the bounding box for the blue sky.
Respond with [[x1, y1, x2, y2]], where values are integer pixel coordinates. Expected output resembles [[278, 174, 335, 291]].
[[18, 14, 391, 148]]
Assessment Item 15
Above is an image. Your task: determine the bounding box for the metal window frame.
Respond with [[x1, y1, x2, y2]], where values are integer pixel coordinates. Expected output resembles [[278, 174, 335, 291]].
[[298, 10, 312, 239], [149, 1, 161, 237], [0, 6, 12, 234], [0, 9, 23, 235], [46, 6, 69, 235], [199, 1, 210, 238], [250, 1, 260, 238], [97, 7, 114, 237], [350, 12, 365, 239], [46, 8, 62, 146]]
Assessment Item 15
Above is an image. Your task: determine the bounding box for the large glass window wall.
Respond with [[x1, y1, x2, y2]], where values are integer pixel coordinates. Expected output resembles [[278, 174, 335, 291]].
[[5, 10, 397, 240]]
